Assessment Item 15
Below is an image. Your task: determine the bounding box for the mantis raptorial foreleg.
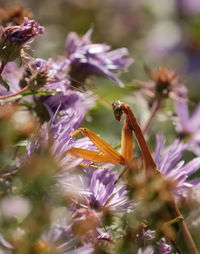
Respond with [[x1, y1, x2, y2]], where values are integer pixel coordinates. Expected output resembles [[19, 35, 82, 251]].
[[67, 128, 126, 165]]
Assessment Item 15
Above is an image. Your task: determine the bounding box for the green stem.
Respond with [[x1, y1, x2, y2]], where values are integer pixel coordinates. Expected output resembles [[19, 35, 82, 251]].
[[0, 85, 29, 100], [167, 194, 199, 254]]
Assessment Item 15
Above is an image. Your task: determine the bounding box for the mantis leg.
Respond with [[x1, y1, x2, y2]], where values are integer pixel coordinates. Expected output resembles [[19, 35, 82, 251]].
[[68, 128, 125, 165], [121, 117, 134, 164]]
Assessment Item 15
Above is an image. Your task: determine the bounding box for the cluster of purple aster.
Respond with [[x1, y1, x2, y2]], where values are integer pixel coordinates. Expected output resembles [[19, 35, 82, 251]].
[[0, 14, 200, 254], [0, 15, 135, 253]]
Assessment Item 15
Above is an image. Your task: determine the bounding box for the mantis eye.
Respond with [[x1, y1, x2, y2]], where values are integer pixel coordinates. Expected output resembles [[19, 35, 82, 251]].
[[112, 100, 123, 121]]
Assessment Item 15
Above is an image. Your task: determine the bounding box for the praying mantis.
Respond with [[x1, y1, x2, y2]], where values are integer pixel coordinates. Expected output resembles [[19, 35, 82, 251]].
[[67, 99, 199, 254], [67, 100, 156, 171]]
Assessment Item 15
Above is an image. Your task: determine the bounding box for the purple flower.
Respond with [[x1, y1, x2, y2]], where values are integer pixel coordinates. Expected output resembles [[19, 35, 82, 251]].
[[27, 89, 95, 173], [21, 58, 95, 121], [137, 238, 171, 254], [1, 17, 44, 44], [43, 92, 79, 116], [174, 87, 200, 156], [154, 238, 171, 254], [177, 0, 200, 14], [175, 87, 200, 136], [0, 18, 44, 63], [137, 229, 156, 247], [20, 59, 50, 91], [154, 135, 200, 196], [66, 28, 133, 87], [57, 167, 130, 216], [27, 108, 93, 166], [20, 58, 70, 92], [34, 224, 93, 254], [43, 89, 94, 120], [35, 58, 70, 92], [88, 169, 130, 212], [1, 57, 68, 95], [58, 169, 130, 213]]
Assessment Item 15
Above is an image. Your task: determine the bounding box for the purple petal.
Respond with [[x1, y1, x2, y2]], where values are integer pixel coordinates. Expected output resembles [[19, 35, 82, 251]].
[[180, 157, 200, 177], [86, 57, 125, 87], [176, 100, 189, 132], [90, 170, 116, 207], [188, 104, 200, 132], [159, 139, 186, 174]]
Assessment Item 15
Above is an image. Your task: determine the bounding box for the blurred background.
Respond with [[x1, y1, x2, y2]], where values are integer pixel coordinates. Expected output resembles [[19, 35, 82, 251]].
[[1, 0, 200, 145]]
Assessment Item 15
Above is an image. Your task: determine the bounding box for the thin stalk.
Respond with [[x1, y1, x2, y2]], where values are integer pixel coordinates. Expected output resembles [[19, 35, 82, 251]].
[[115, 166, 127, 184], [167, 193, 199, 254], [115, 158, 141, 184], [1, 169, 18, 178], [0, 85, 29, 100], [142, 99, 161, 134], [169, 239, 182, 254]]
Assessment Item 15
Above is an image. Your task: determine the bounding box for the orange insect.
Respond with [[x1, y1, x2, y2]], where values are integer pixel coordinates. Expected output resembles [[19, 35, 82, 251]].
[[67, 100, 156, 173]]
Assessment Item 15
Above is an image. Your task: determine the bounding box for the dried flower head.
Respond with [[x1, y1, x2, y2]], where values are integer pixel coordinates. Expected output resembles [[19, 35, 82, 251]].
[[154, 238, 171, 254], [141, 66, 183, 101], [20, 58, 51, 91], [0, 17, 44, 63]]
